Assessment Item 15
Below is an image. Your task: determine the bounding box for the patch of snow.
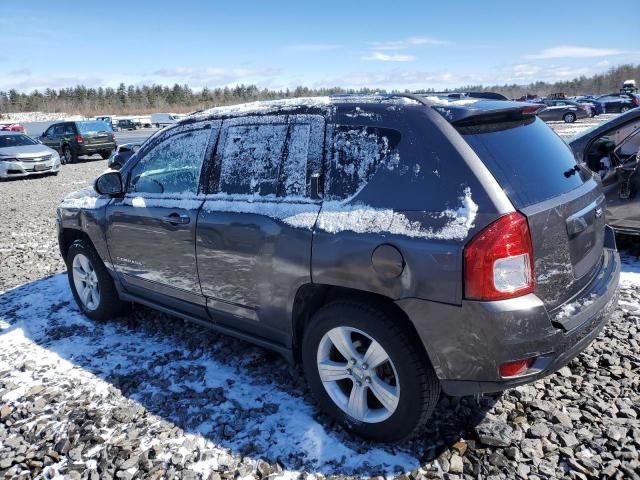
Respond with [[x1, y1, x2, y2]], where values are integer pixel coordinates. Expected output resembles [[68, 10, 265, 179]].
[[313, 187, 478, 240], [59, 187, 110, 210], [192, 97, 332, 120], [0, 274, 421, 477]]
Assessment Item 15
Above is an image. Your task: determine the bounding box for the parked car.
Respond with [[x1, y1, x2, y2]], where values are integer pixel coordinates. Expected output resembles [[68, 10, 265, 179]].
[[58, 95, 619, 441], [0, 123, 26, 133], [95, 116, 117, 129], [568, 108, 640, 235], [596, 93, 638, 113], [107, 143, 140, 170], [0, 131, 61, 179], [39, 121, 116, 164], [116, 119, 137, 131], [151, 113, 182, 128], [575, 97, 604, 115], [536, 101, 588, 123]]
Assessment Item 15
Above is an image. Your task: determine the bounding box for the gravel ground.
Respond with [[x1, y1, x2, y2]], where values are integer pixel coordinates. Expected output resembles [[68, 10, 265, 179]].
[[0, 160, 106, 290], [0, 115, 639, 479]]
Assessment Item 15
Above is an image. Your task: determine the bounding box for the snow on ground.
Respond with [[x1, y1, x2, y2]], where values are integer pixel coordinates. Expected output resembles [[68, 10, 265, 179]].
[[0, 275, 420, 478], [0, 112, 83, 123]]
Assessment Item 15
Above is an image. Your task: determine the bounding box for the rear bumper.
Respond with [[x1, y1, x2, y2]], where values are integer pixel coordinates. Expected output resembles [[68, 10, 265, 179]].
[[397, 246, 620, 396], [78, 142, 116, 154]]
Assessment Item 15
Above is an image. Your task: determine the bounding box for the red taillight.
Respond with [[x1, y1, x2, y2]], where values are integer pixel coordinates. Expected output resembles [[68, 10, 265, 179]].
[[464, 212, 535, 301], [75, 134, 84, 144], [500, 358, 534, 377], [521, 105, 544, 115]]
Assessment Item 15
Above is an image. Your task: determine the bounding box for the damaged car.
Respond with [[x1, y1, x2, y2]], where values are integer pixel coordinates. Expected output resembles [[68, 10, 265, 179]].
[[569, 109, 640, 235], [57, 94, 620, 441]]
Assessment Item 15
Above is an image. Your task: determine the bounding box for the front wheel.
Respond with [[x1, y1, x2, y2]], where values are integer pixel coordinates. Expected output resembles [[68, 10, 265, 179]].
[[563, 112, 576, 123], [62, 145, 76, 164], [67, 239, 124, 321], [302, 301, 440, 441], [620, 106, 631, 113]]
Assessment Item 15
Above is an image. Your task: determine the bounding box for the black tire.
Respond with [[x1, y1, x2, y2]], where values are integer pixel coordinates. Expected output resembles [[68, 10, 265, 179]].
[[302, 301, 440, 441], [620, 105, 630, 113], [63, 145, 77, 164], [99, 149, 113, 159], [563, 112, 576, 123], [66, 239, 124, 321]]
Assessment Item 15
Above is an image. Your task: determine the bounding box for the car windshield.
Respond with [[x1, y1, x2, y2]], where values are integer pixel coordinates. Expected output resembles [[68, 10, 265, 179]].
[[78, 121, 112, 133], [0, 134, 38, 148]]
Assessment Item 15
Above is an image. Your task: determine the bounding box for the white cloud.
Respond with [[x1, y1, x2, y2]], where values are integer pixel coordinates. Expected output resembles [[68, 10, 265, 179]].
[[315, 69, 480, 91], [151, 66, 280, 86], [361, 52, 416, 62], [525, 45, 625, 59], [369, 36, 447, 51], [284, 44, 343, 52]]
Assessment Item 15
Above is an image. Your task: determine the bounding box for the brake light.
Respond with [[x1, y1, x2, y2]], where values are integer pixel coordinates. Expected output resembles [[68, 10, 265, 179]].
[[75, 134, 84, 144], [521, 105, 544, 115], [464, 212, 535, 301], [500, 358, 534, 377]]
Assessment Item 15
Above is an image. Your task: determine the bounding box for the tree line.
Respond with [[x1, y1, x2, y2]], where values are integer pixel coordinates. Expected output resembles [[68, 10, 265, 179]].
[[1, 64, 638, 117]]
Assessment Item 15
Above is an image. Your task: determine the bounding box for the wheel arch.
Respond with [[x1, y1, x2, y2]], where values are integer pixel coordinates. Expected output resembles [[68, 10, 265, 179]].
[[59, 228, 94, 262], [291, 283, 429, 365]]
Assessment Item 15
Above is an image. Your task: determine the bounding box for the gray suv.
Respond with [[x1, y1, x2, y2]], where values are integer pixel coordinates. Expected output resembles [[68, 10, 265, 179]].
[[57, 95, 620, 441]]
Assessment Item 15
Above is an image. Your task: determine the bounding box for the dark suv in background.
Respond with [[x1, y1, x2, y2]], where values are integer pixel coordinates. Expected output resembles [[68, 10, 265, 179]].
[[40, 120, 116, 164], [57, 95, 620, 441]]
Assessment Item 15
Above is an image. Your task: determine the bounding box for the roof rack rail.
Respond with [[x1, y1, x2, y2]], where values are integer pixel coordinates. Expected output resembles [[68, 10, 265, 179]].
[[388, 93, 435, 106]]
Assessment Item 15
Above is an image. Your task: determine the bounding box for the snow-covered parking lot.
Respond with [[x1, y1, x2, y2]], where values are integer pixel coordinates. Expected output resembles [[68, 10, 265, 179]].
[[0, 114, 639, 479]]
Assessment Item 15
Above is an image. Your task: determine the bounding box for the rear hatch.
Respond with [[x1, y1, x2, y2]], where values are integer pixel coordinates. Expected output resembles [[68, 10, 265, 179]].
[[77, 121, 114, 146], [450, 106, 606, 312]]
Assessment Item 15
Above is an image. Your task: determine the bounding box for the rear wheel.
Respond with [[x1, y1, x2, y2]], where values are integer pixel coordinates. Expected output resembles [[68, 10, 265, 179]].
[[302, 301, 440, 441], [620, 105, 631, 113], [563, 112, 576, 123], [67, 239, 124, 321], [99, 149, 113, 159]]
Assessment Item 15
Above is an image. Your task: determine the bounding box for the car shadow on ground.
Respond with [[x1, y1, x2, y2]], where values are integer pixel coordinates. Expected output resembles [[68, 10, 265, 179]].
[[0, 273, 498, 477]]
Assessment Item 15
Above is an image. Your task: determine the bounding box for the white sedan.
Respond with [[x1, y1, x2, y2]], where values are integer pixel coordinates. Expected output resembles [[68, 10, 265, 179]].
[[0, 132, 61, 179]]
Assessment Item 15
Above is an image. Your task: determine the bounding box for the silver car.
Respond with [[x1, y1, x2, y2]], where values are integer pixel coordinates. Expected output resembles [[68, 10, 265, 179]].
[[0, 132, 61, 179]]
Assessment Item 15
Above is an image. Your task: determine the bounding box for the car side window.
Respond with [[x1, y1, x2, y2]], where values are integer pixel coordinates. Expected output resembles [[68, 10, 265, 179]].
[[129, 127, 212, 195], [218, 116, 288, 196], [325, 125, 401, 200], [63, 125, 75, 135], [215, 115, 325, 198]]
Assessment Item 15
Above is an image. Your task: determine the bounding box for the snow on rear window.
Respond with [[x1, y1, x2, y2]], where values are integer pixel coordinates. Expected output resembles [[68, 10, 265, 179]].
[[220, 122, 288, 196], [326, 126, 400, 199], [217, 115, 323, 198]]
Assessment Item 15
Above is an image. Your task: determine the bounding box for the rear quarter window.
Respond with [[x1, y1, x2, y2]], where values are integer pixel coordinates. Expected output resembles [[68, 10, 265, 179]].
[[461, 117, 591, 208], [325, 126, 401, 200]]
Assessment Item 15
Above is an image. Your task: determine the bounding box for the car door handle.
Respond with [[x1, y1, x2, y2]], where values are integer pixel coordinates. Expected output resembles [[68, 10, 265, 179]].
[[162, 213, 190, 225]]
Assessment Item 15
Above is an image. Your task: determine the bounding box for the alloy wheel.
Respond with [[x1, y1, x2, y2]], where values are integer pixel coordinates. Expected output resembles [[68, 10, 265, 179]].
[[316, 326, 400, 423], [72, 253, 100, 311]]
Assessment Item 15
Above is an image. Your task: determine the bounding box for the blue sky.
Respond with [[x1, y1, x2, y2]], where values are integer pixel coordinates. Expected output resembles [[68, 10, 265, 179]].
[[0, 0, 638, 92]]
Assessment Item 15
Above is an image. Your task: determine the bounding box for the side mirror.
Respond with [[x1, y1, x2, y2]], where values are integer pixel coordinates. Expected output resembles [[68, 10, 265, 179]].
[[95, 171, 123, 195], [310, 173, 323, 200], [132, 144, 141, 152]]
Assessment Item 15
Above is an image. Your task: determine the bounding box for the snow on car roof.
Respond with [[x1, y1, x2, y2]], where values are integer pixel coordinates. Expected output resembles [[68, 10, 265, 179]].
[[188, 94, 422, 121]]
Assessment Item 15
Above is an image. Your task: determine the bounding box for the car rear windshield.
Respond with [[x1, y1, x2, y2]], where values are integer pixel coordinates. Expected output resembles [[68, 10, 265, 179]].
[[0, 134, 38, 148], [460, 117, 590, 208], [78, 121, 112, 133]]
